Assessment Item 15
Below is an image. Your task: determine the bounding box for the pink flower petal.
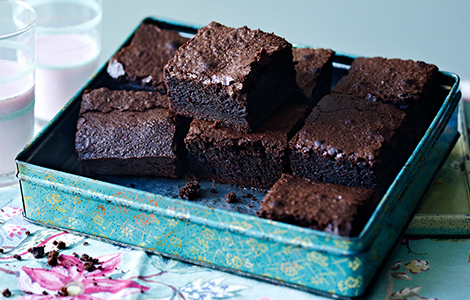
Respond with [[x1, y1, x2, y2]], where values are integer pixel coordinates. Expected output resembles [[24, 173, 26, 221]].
[[86, 253, 122, 278], [55, 254, 86, 281], [83, 278, 149, 294], [21, 266, 69, 290]]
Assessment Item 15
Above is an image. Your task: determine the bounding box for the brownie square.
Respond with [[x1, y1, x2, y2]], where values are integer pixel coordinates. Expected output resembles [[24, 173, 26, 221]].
[[75, 88, 188, 178], [332, 56, 440, 137], [259, 174, 379, 236], [293, 47, 335, 107], [107, 23, 189, 92], [289, 94, 410, 192], [185, 101, 310, 189], [164, 21, 296, 133]]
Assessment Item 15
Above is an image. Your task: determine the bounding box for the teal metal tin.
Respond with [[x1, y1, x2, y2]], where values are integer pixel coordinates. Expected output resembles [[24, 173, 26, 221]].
[[16, 17, 462, 298]]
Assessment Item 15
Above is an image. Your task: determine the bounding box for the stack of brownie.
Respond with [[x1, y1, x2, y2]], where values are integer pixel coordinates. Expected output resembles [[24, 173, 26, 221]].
[[75, 20, 441, 237]]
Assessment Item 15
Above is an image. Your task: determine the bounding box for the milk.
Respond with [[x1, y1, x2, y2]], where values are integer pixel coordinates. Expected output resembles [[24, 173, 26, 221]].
[[35, 33, 99, 124], [0, 60, 35, 176]]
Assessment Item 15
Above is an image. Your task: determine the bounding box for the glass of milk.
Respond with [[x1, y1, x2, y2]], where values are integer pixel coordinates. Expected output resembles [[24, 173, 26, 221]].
[[0, 0, 36, 187], [28, 0, 102, 127]]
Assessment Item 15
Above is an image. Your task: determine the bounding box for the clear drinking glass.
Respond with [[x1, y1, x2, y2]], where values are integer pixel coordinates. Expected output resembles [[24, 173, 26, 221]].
[[28, 0, 102, 126], [0, 0, 36, 187]]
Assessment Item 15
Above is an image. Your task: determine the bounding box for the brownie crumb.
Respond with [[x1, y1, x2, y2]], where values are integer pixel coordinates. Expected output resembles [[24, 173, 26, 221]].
[[0, 248, 3, 253], [42, 291, 48, 295], [210, 188, 218, 194], [58, 287, 68, 296], [28, 245, 45, 259], [73, 252, 79, 258], [178, 180, 201, 200], [241, 193, 253, 199], [2, 289, 11, 297], [25, 231, 31, 236], [13, 254, 21, 260], [80, 253, 100, 265], [83, 241, 89, 246], [84, 261, 96, 272], [53, 240, 58, 246], [56, 241, 67, 250], [129, 183, 136, 188], [47, 250, 60, 267], [225, 192, 237, 203]]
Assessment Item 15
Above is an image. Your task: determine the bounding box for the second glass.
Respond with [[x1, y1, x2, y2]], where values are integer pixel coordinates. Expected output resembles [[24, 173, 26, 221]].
[[28, 0, 102, 126]]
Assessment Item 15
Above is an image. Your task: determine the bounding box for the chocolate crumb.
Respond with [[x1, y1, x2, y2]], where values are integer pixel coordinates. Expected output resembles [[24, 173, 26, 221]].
[[80, 253, 90, 261], [178, 180, 201, 200], [129, 183, 136, 188], [42, 291, 48, 295], [225, 192, 237, 203], [241, 193, 253, 199], [83, 241, 89, 246], [47, 250, 59, 267], [53, 241, 58, 246], [210, 188, 218, 194], [251, 195, 257, 201], [56, 241, 67, 250], [2, 289, 11, 297], [83, 261, 96, 272], [28, 245, 45, 259], [13, 254, 21, 260], [25, 231, 31, 236], [247, 204, 253, 208], [73, 252, 79, 258], [0, 248, 3, 253], [58, 287, 68, 296]]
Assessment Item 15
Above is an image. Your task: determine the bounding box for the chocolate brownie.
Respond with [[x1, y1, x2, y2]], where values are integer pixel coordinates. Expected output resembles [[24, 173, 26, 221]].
[[259, 174, 379, 236], [75, 88, 188, 178], [107, 23, 189, 92], [332, 56, 440, 137], [185, 101, 310, 189], [164, 21, 296, 133], [289, 94, 410, 192], [293, 47, 335, 107]]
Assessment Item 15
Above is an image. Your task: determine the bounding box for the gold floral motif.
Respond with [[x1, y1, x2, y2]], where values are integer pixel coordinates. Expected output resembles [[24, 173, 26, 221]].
[[134, 213, 160, 227], [311, 274, 330, 286], [306, 251, 329, 267], [281, 246, 293, 255], [225, 253, 250, 270], [44, 173, 57, 183], [189, 246, 199, 255], [121, 227, 133, 238], [169, 235, 182, 248], [65, 217, 78, 229], [201, 228, 215, 240], [348, 257, 362, 271], [72, 195, 82, 205], [246, 238, 268, 257], [46, 194, 66, 212], [93, 214, 104, 226], [280, 262, 304, 277], [337, 276, 363, 293]]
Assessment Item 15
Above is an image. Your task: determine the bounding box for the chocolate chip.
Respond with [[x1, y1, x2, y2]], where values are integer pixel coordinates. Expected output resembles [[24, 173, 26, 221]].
[[2, 289, 11, 297]]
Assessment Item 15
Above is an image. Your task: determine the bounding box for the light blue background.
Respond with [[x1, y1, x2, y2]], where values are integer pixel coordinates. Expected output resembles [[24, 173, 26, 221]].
[[101, 0, 470, 80]]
